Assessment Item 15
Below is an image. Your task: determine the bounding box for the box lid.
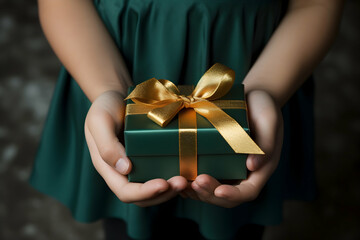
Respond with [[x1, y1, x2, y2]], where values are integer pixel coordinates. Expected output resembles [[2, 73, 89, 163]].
[[124, 84, 249, 156]]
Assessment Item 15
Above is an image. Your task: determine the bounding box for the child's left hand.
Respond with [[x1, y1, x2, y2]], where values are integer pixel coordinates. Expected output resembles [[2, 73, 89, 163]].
[[180, 90, 284, 208]]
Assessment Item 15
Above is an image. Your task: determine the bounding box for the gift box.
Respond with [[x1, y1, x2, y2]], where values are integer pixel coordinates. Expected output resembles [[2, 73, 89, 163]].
[[124, 63, 263, 182]]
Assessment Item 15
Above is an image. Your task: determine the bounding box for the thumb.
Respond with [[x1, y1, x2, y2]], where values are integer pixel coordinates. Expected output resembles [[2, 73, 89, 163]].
[[245, 90, 282, 171], [85, 104, 132, 175]]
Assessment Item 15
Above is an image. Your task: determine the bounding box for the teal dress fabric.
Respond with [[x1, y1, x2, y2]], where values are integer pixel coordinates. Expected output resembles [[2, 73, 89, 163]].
[[30, 0, 316, 239]]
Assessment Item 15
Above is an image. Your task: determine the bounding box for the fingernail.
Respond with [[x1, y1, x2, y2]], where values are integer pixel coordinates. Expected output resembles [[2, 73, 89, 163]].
[[115, 158, 129, 174]]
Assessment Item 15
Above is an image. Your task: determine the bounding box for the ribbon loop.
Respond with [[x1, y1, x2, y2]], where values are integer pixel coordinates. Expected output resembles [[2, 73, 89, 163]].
[[192, 63, 235, 100]]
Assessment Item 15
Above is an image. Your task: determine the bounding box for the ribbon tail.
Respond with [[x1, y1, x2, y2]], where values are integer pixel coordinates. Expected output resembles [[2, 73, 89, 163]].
[[193, 102, 264, 155]]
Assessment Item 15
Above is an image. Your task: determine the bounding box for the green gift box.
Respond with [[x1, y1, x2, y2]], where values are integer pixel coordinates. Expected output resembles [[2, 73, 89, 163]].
[[124, 84, 250, 183]]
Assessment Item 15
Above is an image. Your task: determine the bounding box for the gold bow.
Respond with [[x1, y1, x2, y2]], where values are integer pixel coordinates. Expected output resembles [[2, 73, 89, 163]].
[[125, 63, 264, 180]]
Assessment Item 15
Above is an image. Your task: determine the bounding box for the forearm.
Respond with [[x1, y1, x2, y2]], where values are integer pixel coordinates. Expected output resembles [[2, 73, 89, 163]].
[[38, 0, 132, 102], [243, 0, 344, 107]]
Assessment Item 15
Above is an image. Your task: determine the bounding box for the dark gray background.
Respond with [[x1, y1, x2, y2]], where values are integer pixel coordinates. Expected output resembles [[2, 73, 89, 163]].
[[0, 0, 359, 239]]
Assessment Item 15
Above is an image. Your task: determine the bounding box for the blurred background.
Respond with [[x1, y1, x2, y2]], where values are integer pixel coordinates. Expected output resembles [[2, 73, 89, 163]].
[[0, 0, 359, 239]]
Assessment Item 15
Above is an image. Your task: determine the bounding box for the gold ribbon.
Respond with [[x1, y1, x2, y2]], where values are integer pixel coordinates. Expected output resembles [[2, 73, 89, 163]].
[[125, 63, 264, 180]]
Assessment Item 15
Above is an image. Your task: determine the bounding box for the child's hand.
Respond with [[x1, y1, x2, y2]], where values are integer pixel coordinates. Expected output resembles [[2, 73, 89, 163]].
[[84, 91, 188, 207], [181, 90, 284, 208]]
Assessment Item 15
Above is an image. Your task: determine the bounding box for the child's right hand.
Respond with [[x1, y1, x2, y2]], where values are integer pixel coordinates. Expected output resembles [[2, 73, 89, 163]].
[[84, 91, 188, 207]]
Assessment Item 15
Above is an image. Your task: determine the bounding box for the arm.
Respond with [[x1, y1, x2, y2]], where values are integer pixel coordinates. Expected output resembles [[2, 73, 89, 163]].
[[38, 0, 131, 101], [243, 0, 345, 107], [187, 0, 344, 207], [38, 0, 188, 206]]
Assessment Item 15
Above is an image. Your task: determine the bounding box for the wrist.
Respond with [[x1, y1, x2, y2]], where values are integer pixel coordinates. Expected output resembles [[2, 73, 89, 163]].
[[87, 83, 129, 103], [93, 89, 126, 104], [243, 73, 295, 108]]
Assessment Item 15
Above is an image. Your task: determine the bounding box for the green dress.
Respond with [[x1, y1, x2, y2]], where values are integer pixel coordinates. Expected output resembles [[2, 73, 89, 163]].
[[30, 0, 316, 239]]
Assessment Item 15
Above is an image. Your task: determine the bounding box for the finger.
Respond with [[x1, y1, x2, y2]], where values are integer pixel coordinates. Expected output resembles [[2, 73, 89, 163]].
[[246, 154, 265, 172], [133, 176, 188, 207], [191, 174, 221, 202], [214, 125, 283, 206], [214, 183, 257, 204], [192, 180, 239, 207], [194, 174, 221, 192], [215, 149, 281, 204], [86, 107, 132, 175], [85, 126, 169, 202], [180, 181, 198, 200], [184, 188, 200, 201], [179, 181, 193, 199]]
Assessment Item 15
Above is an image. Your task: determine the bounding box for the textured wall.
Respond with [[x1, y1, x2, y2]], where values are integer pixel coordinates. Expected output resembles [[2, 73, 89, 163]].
[[0, 0, 359, 239]]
